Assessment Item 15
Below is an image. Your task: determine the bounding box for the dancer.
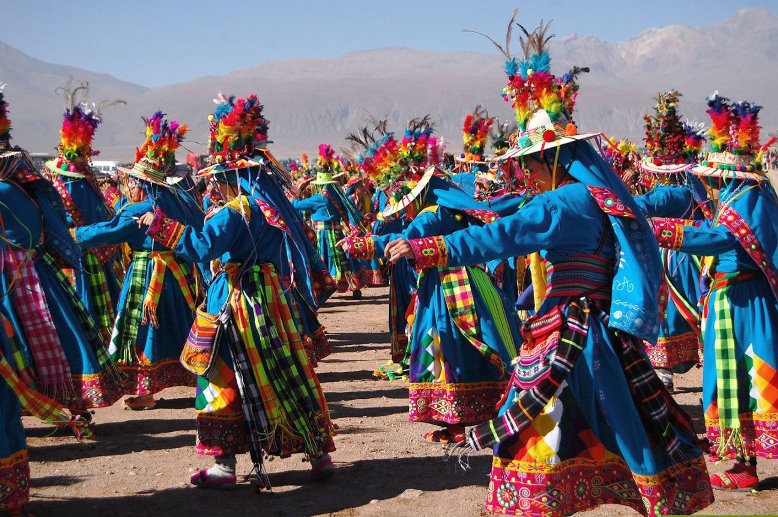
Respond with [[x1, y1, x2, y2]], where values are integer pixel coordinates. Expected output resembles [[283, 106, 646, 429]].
[[653, 93, 778, 490], [342, 119, 523, 444], [0, 84, 123, 416], [292, 145, 367, 298], [75, 112, 203, 410], [385, 18, 713, 515], [44, 80, 126, 341], [138, 93, 335, 488]]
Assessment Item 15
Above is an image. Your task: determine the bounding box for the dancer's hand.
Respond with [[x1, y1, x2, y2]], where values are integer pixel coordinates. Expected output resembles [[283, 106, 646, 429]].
[[336, 237, 349, 251], [137, 212, 155, 228], [384, 239, 413, 264]]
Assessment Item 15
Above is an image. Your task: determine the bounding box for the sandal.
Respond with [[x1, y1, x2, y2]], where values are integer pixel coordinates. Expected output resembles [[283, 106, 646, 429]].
[[711, 462, 759, 492], [423, 429, 466, 444], [124, 396, 156, 411], [190, 468, 238, 490], [310, 454, 334, 481]]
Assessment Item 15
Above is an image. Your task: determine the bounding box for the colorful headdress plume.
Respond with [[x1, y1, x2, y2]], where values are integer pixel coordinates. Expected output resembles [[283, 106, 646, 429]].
[[466, 12, 594, 158], [682, 121, 706, 161], [643, 90, 685, 163], [0, 82, 11, 151], [459, 106, 494, 162], [692, 92, 774, 180], [312, 143, 342, 185], [48, 79, 126, 177], [119, 111, 188, 186], [208, 92, 270, 164]]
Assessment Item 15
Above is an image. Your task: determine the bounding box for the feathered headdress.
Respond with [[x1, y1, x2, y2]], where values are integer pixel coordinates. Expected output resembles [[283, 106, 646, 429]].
[[692, 92, 774, 180], [312, 143, 343, 185], [48, 80, 125, 177], [0, 82, 11, 151], [459, 106, 494, 162], [119, 111, 188, 186], [465, 13, 593, 158], [640, 90, 706, 175], [643, 90, 685, 162], [682, 121, 706, 161], [604, 138, 639, 174], [208, 92, 270, 164]]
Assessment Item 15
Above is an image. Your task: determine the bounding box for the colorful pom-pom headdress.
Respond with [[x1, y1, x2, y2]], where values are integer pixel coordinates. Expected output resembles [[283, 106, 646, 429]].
[[466, 12, 596, 160], [44, 80, 125, 179], [312, 144, 342, 185], [117, 111, 188, 186], [455, 105, 494, 164], [197, 92, 292, 188], [364, 116, 445, 220], [691, 92, 775, 182], [639, 90, 703, 175]]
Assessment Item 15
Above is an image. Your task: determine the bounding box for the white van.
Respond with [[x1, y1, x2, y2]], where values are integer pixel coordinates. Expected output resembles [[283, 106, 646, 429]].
[[91, 161, 119, 177]]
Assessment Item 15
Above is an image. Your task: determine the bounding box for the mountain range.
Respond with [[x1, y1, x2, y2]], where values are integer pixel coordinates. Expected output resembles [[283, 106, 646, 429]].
[[1, 8, 776, 160]]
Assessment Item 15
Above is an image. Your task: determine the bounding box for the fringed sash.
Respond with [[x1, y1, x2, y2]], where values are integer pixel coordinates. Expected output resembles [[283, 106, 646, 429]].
[[436, 267, 507, 373], [4, 248, 72, 399]]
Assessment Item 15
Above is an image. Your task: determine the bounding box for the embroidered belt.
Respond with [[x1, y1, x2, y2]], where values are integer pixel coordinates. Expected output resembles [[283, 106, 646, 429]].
[[545, 253, 612, 300]]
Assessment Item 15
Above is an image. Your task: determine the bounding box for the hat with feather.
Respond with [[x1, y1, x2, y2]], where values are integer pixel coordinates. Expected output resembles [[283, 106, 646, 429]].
[[639, 90, 704, 175], [466, 12, 595, 160], [373, 116, 445, 220], [691, 92, 775, 182], [45, 79, 125, 179], [455, 105, 494, 164], [197, 92, 292, 189], [117, 111, 188, 186]]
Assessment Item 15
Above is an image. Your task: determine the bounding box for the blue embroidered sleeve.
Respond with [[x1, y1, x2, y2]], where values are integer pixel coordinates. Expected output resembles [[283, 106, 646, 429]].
[[75, 205, 145, 248], [635, 185, 695, 218], [166, 207, 246, 263], [677, 221, 739, 255], [443, 197, 560, 267], [291, 194, 325, 214]]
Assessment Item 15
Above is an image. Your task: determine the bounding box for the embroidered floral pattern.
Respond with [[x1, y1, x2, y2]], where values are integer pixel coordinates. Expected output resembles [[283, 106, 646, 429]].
[[409, 236, 448, 270], [343, 236, 376, 260], [586, 185, 636, 218], [652, 218, 686, 250], [146, 208, 185, 250]]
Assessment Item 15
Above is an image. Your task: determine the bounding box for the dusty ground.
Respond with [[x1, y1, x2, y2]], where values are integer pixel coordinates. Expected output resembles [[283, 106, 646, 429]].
[[20, 287, 778, 516]]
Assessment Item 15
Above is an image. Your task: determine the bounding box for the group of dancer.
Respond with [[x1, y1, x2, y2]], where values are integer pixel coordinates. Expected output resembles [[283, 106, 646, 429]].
[[1, 9, 778, 517]]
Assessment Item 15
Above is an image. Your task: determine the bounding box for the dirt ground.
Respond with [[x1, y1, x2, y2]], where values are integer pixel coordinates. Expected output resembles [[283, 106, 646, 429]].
[[20, 287, 778, 516]]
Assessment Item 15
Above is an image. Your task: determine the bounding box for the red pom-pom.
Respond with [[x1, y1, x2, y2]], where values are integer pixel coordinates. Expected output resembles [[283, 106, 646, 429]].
[[653, 157, 662, 166], [542, 129, 556, 143]]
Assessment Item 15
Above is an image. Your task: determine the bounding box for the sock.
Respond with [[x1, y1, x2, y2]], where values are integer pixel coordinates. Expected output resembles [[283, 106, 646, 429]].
[[206, 455, 236, 479]]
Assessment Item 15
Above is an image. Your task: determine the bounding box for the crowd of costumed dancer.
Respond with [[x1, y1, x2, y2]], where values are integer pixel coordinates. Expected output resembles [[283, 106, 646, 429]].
[[1, 7, 778, 517]]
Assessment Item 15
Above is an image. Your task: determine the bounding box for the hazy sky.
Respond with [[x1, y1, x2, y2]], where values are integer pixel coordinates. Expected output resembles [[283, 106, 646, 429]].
[[4, 0, 775, 87]]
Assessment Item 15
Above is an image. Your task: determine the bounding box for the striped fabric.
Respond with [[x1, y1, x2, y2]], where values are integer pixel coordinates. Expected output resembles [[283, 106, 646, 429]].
[[38, 251, 119, 380], [4, 248, 72, 397], [467, 299, 589, 451], [111, 251, 197, 364], [83, 251, 116, 339], [712, 274, 741, 452], [438, 267, 505, 372], [111, 253, 149, 364], [223, 262, 331, 459], [0, 345, 90, 439], [468, 298, 692, 462], [545, 253, 612, 300]]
